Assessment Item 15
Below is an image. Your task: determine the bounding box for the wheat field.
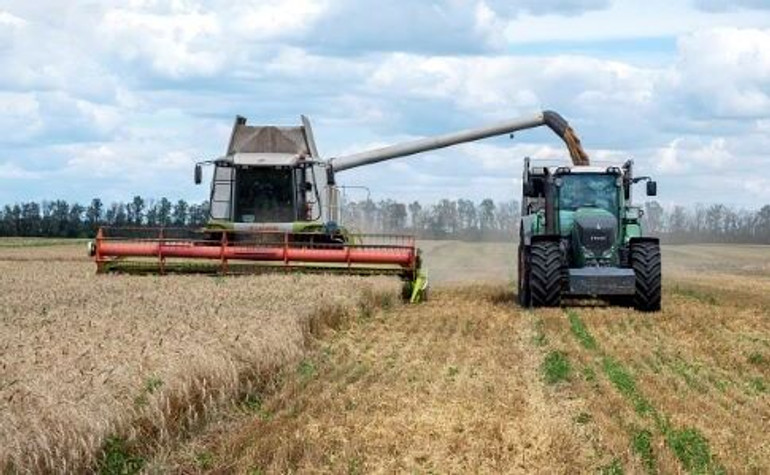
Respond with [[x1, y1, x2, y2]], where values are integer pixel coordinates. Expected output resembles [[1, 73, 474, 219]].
[[0, 242, 399, 473], [2, 239, 769, 473]]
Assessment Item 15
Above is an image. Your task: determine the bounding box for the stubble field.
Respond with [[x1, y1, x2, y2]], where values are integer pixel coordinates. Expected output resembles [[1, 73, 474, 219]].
[[1, 239, 769, 473]]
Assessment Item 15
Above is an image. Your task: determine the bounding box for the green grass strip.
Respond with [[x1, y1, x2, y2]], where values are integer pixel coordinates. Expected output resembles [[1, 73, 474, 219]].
[[567, 310, 598, 350], [631, 429, 657, 474], [565, 309, 724, 474], [602, 356, 653, 416], [542, 350, 571, 385], [666, 428, 724, 474]]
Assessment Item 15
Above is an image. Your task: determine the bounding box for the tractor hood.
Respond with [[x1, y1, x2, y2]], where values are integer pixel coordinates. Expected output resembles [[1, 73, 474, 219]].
[[574, 208, 617, 254], [562, 208, 618, 266]]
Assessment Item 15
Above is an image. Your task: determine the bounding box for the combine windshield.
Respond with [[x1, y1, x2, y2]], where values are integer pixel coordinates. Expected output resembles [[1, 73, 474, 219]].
[[234, 167, 295, 222], [558, 174, 618, 214]]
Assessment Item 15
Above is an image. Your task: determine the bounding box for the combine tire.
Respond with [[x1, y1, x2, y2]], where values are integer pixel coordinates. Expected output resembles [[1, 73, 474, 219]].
[[529, 241, 562, 307], [631, 241, 661, 312], [517, 244, 531, 307]]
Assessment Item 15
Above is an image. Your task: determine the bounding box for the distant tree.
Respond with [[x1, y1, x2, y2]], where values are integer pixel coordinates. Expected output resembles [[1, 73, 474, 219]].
[[457, 199, 477, 236], [668, 205, 688, 241], [479, 199, 496, 235], [172, 199, 189, 227], [408, 201, 423, 232], [105, 202, 127, 227], [127, 195, 145, 226], [2, 204, 21, 236], [188, 201, 209, 227], [86, 198, 103, 234], [20, 202, 41, 236], [68, 203, 85, 237], [757, 205, 770, 243], [156, 198, 172, 227], [643, 201, 665, 235], [496, 200, 520, 236]]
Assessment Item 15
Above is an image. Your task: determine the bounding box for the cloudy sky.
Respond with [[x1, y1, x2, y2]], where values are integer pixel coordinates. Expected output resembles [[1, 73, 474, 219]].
[[1, 0, 769, 208]]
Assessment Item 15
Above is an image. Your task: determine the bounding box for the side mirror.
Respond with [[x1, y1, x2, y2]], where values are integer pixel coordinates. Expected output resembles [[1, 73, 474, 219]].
[[303, 182, 313, 192], [194, 164, 202, 185], [646, 180, 657, 197]]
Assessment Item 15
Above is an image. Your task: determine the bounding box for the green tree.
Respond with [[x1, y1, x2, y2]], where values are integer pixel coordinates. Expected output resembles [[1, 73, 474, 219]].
[[172, 199, 189, 227]]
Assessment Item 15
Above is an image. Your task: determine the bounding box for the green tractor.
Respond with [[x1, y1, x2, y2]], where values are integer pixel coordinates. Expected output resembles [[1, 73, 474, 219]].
[[518, 158, 661, 311]]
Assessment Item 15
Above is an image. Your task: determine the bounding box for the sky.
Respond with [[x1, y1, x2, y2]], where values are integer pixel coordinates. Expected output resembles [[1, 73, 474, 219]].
[[1, 0, 769, 208]]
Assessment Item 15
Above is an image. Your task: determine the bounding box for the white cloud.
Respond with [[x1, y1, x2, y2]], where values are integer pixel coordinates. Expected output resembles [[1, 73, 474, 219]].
[[654, 137, 734, 174], [0, 92, 42, 142], [0, 10, 26, 27], [0, 162, 41, 179], [230, 0, 329, 40], [671, 27, 770, 117], [99, 8, 223, 78], [694, 0, 770, 12]]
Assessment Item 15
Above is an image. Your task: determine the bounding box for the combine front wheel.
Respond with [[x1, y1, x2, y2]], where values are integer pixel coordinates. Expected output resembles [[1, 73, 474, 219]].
[[529, 241, 562, 307], [631, 241, 661, 312]]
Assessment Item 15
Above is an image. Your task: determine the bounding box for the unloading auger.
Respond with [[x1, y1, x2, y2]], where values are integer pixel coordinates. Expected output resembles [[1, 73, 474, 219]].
[[89, 111, 590, 303]]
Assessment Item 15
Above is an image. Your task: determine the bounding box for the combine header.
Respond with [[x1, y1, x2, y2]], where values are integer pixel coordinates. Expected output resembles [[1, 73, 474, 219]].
[[90, 110, 594, 303]]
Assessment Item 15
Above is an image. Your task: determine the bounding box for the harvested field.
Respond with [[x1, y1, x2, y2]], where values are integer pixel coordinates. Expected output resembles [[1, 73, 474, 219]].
[[157, 241, 770, 473], [0, 241, 400, 472], [4, 239, 770, 473]]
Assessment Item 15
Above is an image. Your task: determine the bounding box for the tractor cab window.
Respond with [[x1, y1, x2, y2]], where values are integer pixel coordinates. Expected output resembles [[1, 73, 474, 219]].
[[234, 167, 295, 222], [557, 174, 618, 214]]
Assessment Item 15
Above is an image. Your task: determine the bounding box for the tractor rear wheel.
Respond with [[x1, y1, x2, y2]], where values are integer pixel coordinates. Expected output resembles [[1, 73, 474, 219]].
[[529, 241, 562, 307], [631, 241, 661, 312], [517, 244, 531, 307]]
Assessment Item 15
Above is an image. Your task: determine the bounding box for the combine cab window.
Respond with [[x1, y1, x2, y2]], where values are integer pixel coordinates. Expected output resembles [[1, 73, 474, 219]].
[[234, 167, 295, 223], [558, 174, 618, 214]]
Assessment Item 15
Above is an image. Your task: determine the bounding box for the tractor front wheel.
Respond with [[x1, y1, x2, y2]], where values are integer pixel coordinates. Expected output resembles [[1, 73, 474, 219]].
[[529, 241, 562, 307], [631, 241, 662, 312]]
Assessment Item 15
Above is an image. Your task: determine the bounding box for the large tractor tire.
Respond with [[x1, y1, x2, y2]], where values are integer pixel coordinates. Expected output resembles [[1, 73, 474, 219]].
[[517, 244, 531, 307], [631, 241, 661, 312], [529, 241, 562, 307]]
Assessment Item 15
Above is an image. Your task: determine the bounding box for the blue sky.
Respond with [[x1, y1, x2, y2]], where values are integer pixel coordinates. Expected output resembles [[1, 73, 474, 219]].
[[1, 0, 769, 208]]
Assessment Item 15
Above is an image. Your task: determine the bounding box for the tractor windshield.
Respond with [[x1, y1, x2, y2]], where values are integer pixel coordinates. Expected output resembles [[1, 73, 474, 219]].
[[234, 167, 295, 223], [558, 173, 618, 214]]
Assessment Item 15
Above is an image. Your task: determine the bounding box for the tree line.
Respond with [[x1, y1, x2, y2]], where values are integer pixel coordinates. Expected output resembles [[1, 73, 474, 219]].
[[1, 196, 769, 244], [641, 202, 770, 244], [0, 197, 209, 238]]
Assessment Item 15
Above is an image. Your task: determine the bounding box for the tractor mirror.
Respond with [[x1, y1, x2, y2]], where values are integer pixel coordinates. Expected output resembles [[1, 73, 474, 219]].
[[646, 180, 657, 197], [194, 164, 202, 185]]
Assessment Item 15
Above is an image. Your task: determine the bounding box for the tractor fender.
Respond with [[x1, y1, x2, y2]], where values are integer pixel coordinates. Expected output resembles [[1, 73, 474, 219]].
[[629, 236, 660, 246], [530, 234, 562, 244]]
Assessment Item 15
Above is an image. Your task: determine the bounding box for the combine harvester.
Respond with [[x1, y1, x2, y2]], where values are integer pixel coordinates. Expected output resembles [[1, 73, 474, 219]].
[[89, 111, 659, 307]]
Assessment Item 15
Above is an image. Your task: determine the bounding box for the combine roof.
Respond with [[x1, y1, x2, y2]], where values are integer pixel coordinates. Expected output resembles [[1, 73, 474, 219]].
[[220, 116, 320, 166]]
